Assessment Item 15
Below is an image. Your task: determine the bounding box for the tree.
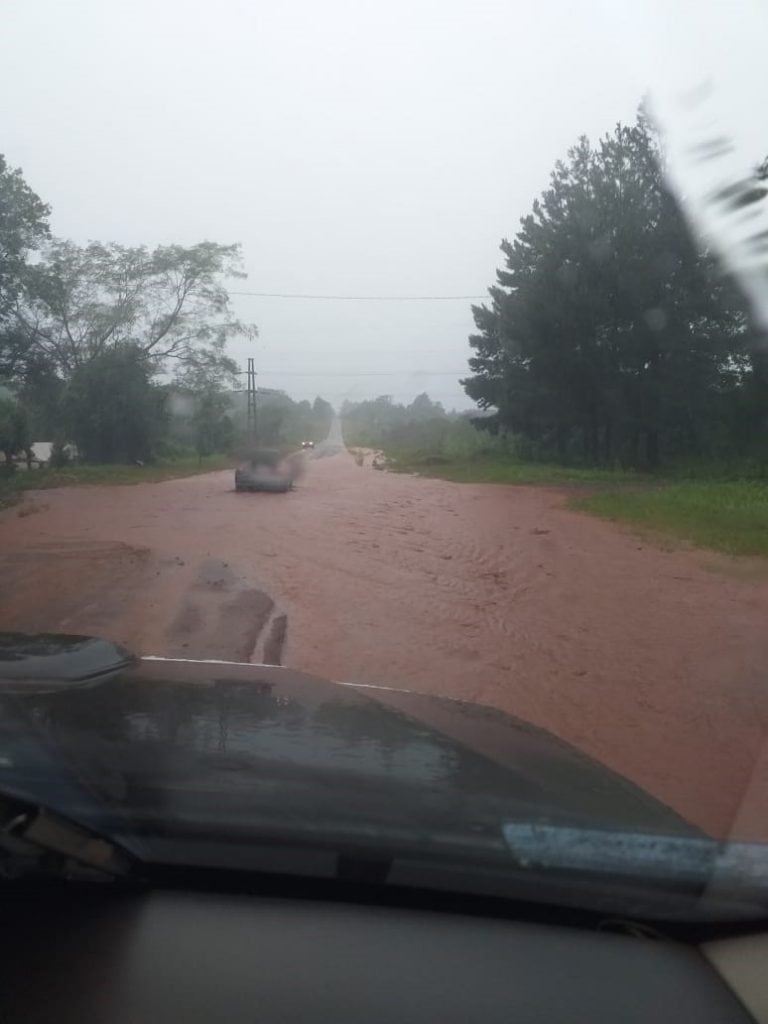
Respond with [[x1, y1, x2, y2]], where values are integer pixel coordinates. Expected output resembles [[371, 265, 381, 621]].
[[16, 240, 256, 378], [225, 391, 334, 449], [408, 393, 445, 420], [62, 344, 166, 463], [463, 112, 746, 468], [341, 393, 450, 448], [173, 348, 239, 457], [311, 396, 334, 436], [0, 395, 30, 465], [16, 355, 65, 438], [192, 392, 234, 457], [0, 155, 50, 376]]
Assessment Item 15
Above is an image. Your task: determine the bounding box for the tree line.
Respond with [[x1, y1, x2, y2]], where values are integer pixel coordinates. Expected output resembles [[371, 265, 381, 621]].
[[342, 393, 452, 449], [0, 155, 332, 466], [463, 109, 767, 470]]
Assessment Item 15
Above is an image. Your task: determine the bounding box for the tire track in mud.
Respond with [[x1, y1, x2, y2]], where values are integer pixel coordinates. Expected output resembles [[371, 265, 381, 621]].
[[163, 559, 288, 664]]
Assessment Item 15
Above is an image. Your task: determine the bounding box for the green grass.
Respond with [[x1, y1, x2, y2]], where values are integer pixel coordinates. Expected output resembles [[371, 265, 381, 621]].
[[385, 450, 639, 486], [0, 454, 233, 510], [572, 480, 768, 557]]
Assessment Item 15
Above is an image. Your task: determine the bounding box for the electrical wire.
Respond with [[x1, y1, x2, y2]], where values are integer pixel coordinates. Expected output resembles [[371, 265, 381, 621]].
[[230, 290, 487, 301], [234, 371, 467, 379]]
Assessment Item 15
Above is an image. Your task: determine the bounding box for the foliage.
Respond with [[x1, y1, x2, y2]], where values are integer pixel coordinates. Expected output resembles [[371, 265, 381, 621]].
[[462, 111, 756, 469], [173, 349, 239, 457], [0, 150, 340, 469], [0, 151, 346, 468], [14, 355, 64, 438], [312, 396, 334, 437], [230, 390, 334, 449], [341, 393, 449, 448], [173, 347, 239, 393], [193, 392, 235, 457], [49, 440, 72, 468], [15, 239, 256, 378], [385, 450, 637, 485], [0, 395, 30, 464], [0, 156, 262, 464], [62, 344, 167, 463], [0, 155, 50, 376]]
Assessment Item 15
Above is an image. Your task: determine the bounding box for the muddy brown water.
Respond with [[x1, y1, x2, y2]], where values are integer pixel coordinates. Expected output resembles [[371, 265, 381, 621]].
[[1, 448, 767, 839]]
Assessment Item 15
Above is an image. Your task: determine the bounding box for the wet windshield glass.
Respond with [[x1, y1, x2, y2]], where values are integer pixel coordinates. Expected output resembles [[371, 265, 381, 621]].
[[0, 0, 767, 916]]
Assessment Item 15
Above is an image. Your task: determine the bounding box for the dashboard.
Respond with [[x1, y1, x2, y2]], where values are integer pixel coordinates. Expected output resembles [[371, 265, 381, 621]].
[[1, 886, 759, 1023]]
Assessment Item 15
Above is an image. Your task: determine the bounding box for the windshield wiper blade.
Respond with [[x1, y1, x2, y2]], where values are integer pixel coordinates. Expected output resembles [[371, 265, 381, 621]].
[[502, 823, 768, 898], [1, 793, 139, 881]]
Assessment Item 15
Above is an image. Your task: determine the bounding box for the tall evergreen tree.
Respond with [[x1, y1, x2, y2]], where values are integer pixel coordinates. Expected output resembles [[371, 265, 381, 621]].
[[464, 112, 747, 467]]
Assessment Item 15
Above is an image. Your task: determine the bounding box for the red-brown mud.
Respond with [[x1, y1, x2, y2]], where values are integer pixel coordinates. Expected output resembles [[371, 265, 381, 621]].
[[2, 449, 767, 838]]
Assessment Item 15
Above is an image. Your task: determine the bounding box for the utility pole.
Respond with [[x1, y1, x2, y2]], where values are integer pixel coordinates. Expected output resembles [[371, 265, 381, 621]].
[[246, 357, 258, 444]]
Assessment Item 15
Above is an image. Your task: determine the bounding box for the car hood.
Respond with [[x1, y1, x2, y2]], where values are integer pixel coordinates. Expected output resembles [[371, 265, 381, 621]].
[[0, 635, 696, 874]]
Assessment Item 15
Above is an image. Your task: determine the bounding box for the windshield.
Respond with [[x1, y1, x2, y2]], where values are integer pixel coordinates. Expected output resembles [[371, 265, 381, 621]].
[[0, 0, 767, 920]]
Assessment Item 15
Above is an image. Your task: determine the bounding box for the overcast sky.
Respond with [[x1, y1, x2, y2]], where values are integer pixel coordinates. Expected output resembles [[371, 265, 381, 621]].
[[1, 0, 765, 408]]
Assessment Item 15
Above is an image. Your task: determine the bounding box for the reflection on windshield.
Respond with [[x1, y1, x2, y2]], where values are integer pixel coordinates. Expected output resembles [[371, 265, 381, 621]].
[[2, 665, 695, 850]]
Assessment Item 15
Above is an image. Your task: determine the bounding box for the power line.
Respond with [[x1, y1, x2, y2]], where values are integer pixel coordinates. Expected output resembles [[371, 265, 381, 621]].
[[230, 290, 487, 301], [255, 370, 466, 377]]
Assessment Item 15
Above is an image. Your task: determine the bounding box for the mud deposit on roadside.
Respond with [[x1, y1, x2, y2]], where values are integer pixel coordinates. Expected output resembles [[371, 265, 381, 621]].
[[0, 540, 154, 643], [0, 534, 286, 666]]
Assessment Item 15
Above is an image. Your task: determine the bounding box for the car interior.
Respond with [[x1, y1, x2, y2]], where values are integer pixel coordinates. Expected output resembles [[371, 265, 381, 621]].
[[1, 861, 766, 1023]]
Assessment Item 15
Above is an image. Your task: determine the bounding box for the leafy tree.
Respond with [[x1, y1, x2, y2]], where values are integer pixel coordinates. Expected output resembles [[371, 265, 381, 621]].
[[172, 347, 239, 456], [312, 396, 334, 436], [407, 392, 445, 420], [226, 390, 334, 449], [192, 393, 234, 456], [247, 391, 296, 447], [16, 355, 65, 438], [16, 240, 256, 377], [341, 393, 452, 449], [0, 155, 50, 376], [0, 395, 30, 465], [62, 344, 166, 463]]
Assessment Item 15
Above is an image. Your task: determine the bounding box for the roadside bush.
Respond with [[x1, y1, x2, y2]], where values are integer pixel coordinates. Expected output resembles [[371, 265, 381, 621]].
[[155, 440, 197, 460], [49, 441, 71, 468], [0, 396, 30, 465], [62, 345, 166, 463]]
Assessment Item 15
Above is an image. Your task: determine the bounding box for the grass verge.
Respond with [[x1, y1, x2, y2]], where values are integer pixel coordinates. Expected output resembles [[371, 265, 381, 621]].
[[572, 480, 768, 558], [0, 454, 233, 511], [384, 450, 639, 486]]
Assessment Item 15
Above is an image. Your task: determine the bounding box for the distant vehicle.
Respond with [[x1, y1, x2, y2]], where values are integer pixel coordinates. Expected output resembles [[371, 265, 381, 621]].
[[300, 440, 315, 449], [235, 450, 294, 493]]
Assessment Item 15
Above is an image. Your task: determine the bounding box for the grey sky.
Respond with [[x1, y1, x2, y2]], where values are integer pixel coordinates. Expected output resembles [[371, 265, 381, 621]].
[[2, 1, 764, 408]]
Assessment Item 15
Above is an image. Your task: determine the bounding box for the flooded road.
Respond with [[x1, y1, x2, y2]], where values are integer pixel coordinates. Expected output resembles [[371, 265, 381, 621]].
[[1, 446, 768, 838]]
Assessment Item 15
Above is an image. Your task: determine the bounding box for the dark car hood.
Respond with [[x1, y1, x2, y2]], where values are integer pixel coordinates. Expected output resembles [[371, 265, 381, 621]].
[[0, 637, 696, 874]]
